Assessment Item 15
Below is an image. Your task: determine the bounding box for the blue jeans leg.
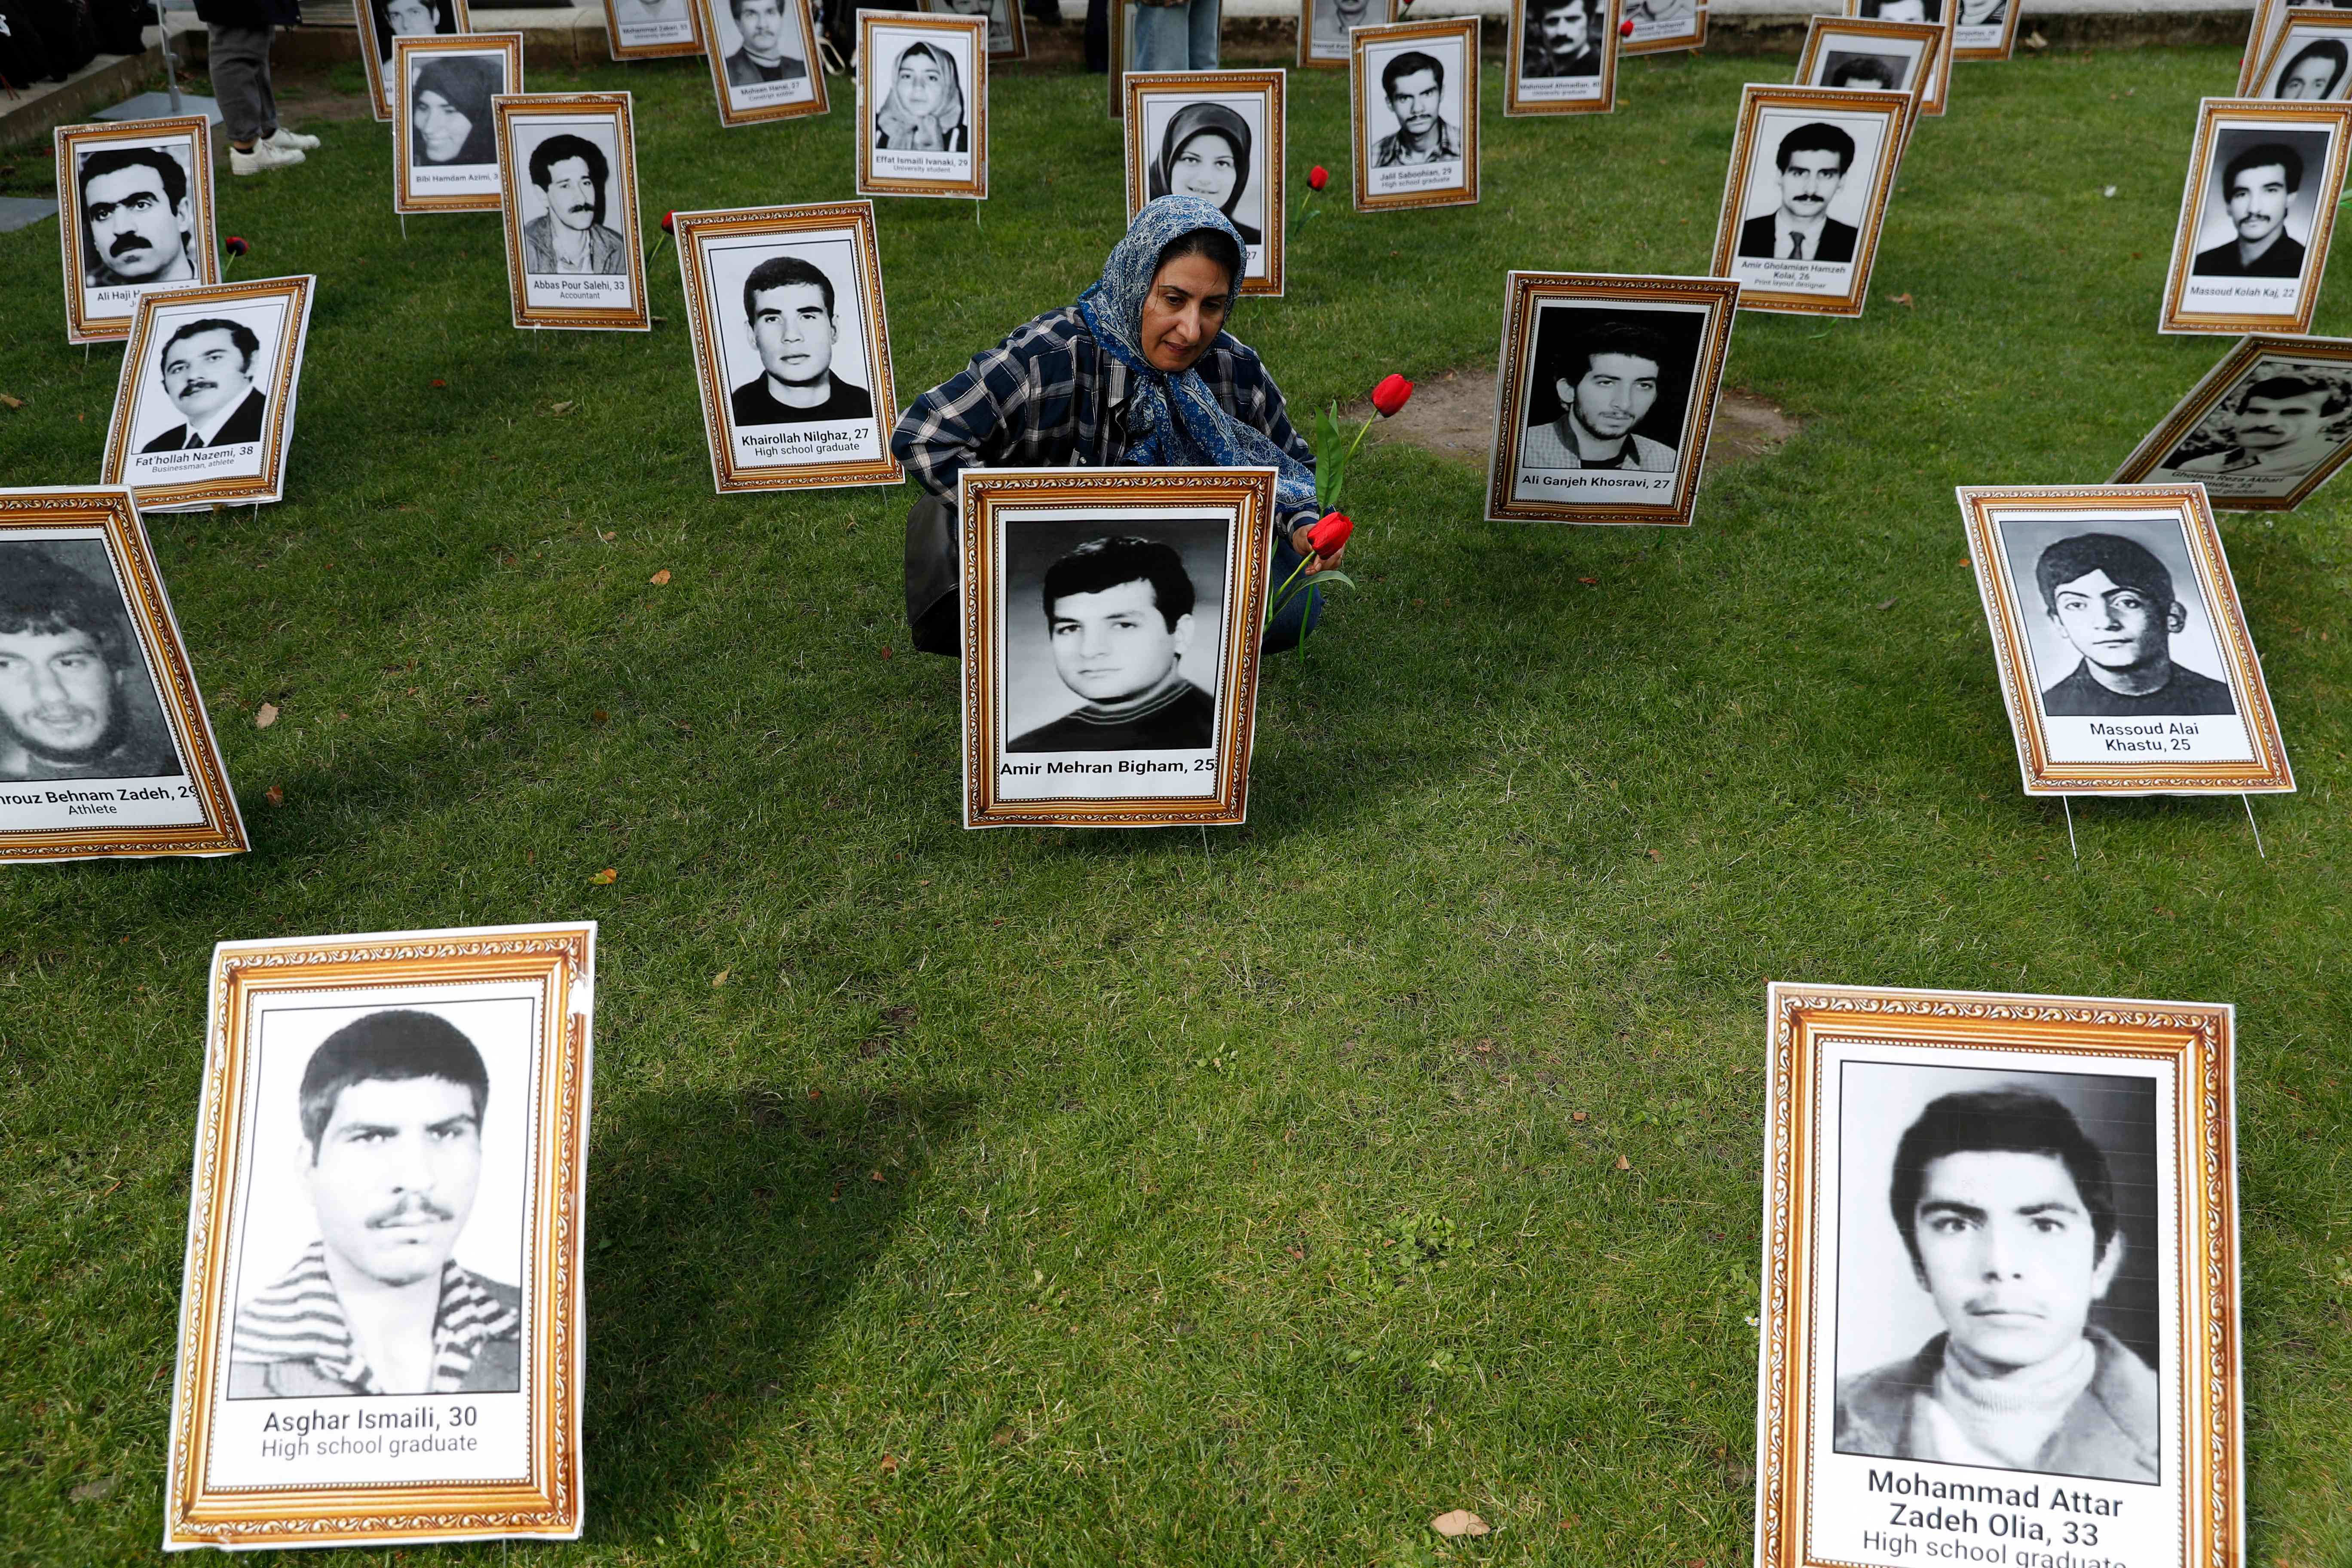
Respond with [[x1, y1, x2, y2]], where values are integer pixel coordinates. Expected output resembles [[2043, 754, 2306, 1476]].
[[1130, 0, 1217, 69]]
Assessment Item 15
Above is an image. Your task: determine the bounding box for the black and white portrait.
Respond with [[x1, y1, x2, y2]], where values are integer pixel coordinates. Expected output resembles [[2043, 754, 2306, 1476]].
[[1521, 0, 1602, 81], [1723, 101, 1894, 306], [73, 141, 199, 308], [1995, 517, 2239, 724], [1512, 303, 1703, 500], [1833, 1062, 2162, 1484], [862, 20, 985, 195], [0, 538, 184, 788], [2141, 353, 2352, 501], [1622, 0, 1696, 48], [516, 126, 627, 278], [1308, 0, 1375, 62], [1360, 29, 1473, 200], [227, 1004, 531, 1401], [114, 295, 294, 502], [1951, 0, 2008, 49], [1142, 96, 1268, 275], [2262, 24, 2352, 99], [364, 0, 463, 116], [398, 43, 514, 210], [1002, 522, 1228, 756], [497, 98, 649, 329], [1821, 48, 1911, 92], [2187, 129, 2328, 285], [707, 0, 816, 113], [1853, 0, 1940, 19], [606, 0, 698, 55], [924, 0, 1020, 57]]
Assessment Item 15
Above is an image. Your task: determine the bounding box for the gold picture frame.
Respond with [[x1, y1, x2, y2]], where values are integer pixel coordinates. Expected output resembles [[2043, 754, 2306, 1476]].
[[958, 466, 1276, 829], [1485, 271, 1740, 527], [1957, 483, 2293, 796], [2111, 333, 2352, 511], [1504, 0, 1620, 117], [1798, 15, 1948, 126], [356, 0, 474, 122], [1298, 0, 1362, 70], [1709, 84, 1907, 318], [1941, 0, 2024, 62], [0, 486, 246, 861], [691, 0, 829, 128], [1351, 17, 1481, 213], [101, 274, 316, 513], [858, 13, 989, 200], [1755, 981, 2242, 1568], [918, 0, 1028, 62], [52, 115, 219, 347], [393, 33, 524, 216], [162, 923, 596, 1551], [2159, 98, 2352, 337], [672, 201, 906, 493], [1620, 0, 1705, 57], [2239, 0, 2294, 95], [492, 93, 652, 332], [1122, 70, 1287, 297], [2247, 10, 2352, 103], [603, 0, 704, 59]]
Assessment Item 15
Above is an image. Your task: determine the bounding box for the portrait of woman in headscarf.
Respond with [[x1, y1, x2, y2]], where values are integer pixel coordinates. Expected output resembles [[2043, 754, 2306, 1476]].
[[1146, 102, 1261, 250], [874, 40, 969, 151], [891, 195, 1348, 658], [373, 0, 457, 72], [408, 55, 502, 167]]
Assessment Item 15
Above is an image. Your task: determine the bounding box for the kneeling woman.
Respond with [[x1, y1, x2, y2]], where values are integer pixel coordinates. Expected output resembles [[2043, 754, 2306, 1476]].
[[892, 195, 1343, 654]]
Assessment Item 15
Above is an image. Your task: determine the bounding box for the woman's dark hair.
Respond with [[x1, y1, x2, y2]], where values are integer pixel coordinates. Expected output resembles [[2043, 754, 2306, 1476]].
[[408, 55, 502, 165], [1152, 227, 1243, 296]]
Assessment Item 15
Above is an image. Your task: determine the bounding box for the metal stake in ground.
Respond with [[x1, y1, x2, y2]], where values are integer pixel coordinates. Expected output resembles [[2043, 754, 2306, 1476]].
[[2242, 794, 2266, 858]]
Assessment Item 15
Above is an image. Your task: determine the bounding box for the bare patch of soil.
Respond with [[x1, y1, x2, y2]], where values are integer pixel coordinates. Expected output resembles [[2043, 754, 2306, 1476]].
[[1350, 365, 1799, 469]]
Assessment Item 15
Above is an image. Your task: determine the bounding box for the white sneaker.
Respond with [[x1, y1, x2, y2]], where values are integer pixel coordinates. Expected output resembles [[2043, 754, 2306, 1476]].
[[230, 140, 305, 175], [265, 126, 321, 152]]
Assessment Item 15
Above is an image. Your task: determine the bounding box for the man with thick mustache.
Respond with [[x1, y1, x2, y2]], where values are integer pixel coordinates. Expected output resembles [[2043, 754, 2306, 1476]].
[[725, 0, 809, 86], [1738, 122, 1859, 263], [2193, 142, 2309, 277], [1836, 1087, 2158, 1482], [230, 1011, 521, 1398], [79, 147, 197, 291], [1373, 50, 1461, 167], [2168, 373, 2348, 481], [521, 133, 628, 276], [0, 546, 179, 783], [1522, 0, 1601, 80], [139, 318, 270, 454]]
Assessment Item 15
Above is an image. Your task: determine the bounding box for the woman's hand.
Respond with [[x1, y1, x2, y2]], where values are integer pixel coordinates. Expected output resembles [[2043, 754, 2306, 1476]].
[[1292, 523, 1345, 574]]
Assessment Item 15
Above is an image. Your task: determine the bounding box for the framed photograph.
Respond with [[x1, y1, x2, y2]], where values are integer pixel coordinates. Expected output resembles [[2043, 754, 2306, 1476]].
[[673, 202, 904, 493], [690, 0, 827, 128], [394, 34, 523, 215], [1799, 15, 1948, 125], [859, 13, 988, 200], [1621, 0, 1704, 55], [1124, 71, 1286, 296], [53, 116, 218, 347], [1506, 0, 1620, 117], [1352, 18, 1480, 212], [603, 0, 702, 58], [1300, 0, 1372, 68], [1709, 84, 1905, 317], [2111, 334, 2352, 509], [1485, 272, 1740, 527], [0, 487, 245, 862], [2239, 0, 2294, 95], [493, 93, 651, 332], [919, 0, 1026, 61], [1957, 484, 2292, 796], [101, 276, 315, 514], [2159, 98, 2352, 335], [2249, 10, 2352, 99], [958, 466, 1275, 829], [357, 0, 472, 122], [161, 922, 595, 1552], [1754, 981, 2243, 1568]]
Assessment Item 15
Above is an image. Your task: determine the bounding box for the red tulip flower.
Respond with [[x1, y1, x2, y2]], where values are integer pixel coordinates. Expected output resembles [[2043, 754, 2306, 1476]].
[[1306, 511, 1353, 557], [1308, 165, 1329, 191], [224, 235, 249, 256], [1619, 16, 1634, 34], [1371, 374, 1414, 418], [661, 210, 676, 234]]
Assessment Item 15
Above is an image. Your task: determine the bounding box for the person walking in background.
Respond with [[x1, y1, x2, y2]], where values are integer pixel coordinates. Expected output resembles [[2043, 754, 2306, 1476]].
[[1131, 0, 1217, 72], [197, 0, 320, 175]]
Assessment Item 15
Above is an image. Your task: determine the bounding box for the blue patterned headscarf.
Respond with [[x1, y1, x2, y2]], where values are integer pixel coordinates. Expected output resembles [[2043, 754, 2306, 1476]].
[[1078, 196, 1318, 518]]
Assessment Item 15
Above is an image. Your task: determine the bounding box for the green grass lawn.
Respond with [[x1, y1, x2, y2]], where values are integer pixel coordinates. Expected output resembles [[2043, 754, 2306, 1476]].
[[2, 38, 2349, 1568]]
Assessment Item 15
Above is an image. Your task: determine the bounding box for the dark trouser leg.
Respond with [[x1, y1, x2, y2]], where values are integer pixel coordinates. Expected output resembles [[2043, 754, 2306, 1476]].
[[207, 26, 278, 144], [905, 493, 962, 656]]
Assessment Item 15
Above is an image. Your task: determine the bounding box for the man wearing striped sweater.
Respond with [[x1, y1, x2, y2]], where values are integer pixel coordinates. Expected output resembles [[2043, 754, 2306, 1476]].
[[229, 1011, 521, 1399]]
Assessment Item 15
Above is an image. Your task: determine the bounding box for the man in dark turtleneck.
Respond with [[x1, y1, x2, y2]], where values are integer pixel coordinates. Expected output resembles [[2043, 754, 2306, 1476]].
[[1008, 535, 1215, 753]]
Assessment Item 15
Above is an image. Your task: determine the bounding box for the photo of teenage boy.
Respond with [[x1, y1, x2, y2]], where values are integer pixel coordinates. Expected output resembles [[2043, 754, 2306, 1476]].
[[729, 254, 874, 426], [1836, 1085, 2159, 1482], [1007, 535, 1217, 753], [2026, 532, 2237, 717]]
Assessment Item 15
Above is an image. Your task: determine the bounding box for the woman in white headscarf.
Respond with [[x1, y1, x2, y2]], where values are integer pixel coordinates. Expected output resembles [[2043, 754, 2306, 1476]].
[[874, 41, 969, 151]]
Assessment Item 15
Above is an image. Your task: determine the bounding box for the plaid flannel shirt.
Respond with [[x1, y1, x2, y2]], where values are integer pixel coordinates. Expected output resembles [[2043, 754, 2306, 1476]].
[[890, 306, 1321, 537]]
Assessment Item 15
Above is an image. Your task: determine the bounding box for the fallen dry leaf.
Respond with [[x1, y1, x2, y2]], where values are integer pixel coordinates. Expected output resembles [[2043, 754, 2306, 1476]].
[[599, 530, 616, 542], [1430, 1510, 1491, 1538], [1572, 1110, 1588, 1122], [0, 392, 24, 410], [808, 1087, 822, 1099], [1891, 292, 1914, 308], [712, 969, 730, 987], [1645, 848, 1661, 862], [1877, 597, 1897, 611], [869, 1169, 886, 1184], [589, 867, 618, 885], [592, 709, 609, 723], [879, 1454, 899, 1473], [263, 785, 285, 807], [550, 400, 575, 415], [254, 703, 279, 729], [1615, 1154, 1632, 1171], [1578, 576, 1599, 586], [649, 569, 671, 585]]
